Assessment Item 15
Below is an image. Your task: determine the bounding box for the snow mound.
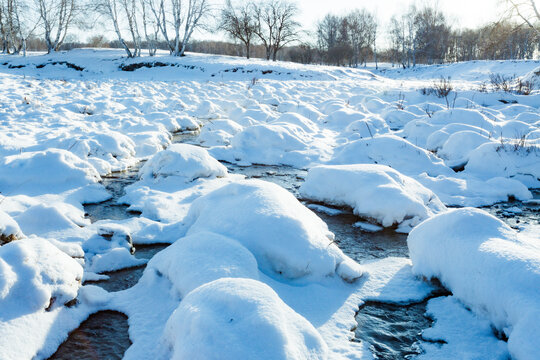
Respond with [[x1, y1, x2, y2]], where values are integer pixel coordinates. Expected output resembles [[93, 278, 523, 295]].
[[0, 149, 100, 195], [140, 144, 227, 182], [162, 278, 328, 360], [0, 210, 23, 243], [464, 142, 540, 188], [183, 180, 364, 282], [300, 164, 446, 231], [438, 130, 492, 167], [330, 134, 452, 177], [148, 231, 258, 297], [0, 238, 82, 314], [214, 123, 312, 166], [408, 208, 540, 360]]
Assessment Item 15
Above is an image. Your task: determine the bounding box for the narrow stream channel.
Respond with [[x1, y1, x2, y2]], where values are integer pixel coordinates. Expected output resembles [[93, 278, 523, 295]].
[[50, 129, 536, 360]]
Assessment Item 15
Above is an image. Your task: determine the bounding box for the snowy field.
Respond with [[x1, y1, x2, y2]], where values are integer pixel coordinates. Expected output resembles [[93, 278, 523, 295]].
[[0, 49, 539, 360]]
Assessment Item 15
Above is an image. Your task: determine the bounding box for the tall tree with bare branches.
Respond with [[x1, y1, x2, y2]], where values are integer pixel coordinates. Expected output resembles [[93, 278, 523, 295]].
[[219, 0, 256, 59], [253, 0, 299, 61], [35, 0, 75, 53], [504, 0, 540, 35]]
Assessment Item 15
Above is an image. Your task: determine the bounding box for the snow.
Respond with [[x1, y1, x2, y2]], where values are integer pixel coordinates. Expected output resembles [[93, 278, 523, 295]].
[[408, 208, 540, 360], [464, 142, 540, 188], [300, 164, 446, 231], [418, 296, 509, 360], [148, 231, 259, 297], [139, 143, 227, 182], [183, 179, 364, 282], [330, 134, 453, 177], [0, 49, 538, 359], [0, 149, 101, 196], [0, 210, 23, 241], [0, 238, 84, 359], [162, 278, 329, 360]]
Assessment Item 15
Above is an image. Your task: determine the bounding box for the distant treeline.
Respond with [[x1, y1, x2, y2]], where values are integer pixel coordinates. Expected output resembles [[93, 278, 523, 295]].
[[1, 0, 539, 67]]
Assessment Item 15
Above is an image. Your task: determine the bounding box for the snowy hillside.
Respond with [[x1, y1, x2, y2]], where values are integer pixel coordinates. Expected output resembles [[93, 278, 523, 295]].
[[0, 49, 538, 360]]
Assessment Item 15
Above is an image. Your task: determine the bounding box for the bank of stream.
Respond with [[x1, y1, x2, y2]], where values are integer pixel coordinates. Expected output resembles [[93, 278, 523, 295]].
[[50, 130, 536, 360]]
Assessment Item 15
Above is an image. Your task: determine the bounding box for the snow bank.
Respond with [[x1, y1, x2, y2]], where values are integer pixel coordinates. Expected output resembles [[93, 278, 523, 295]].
[[162, 278, 328, 360], [148, 231, 258, 297], [140, 144, 227, 182], [330, 134, 452, 177], [408, 208, 540, 360], [0, 149, 100, 195], [300, 164, 446, 231], [183, 180, 364, 282]]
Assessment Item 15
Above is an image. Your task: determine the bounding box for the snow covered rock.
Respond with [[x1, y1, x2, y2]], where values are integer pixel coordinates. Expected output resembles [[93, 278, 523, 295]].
[[140, 144, 227, 182], [408, 208, 540, 360], [162, 278, 328, 360], [300, 164, 446, 231], [330, 134, 453, 177], [183, 180, 364, 282], [148, 231, 258, 297], [0, 149, 100, 195], [0, 210, 23, 245]]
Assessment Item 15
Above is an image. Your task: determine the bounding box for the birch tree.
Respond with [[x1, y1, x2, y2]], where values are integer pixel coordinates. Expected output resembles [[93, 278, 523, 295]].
[[146, 0, 209, 56], [35, 0, 75, 53]]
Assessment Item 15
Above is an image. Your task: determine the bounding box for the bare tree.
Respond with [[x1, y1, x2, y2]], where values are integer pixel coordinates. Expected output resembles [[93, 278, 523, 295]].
[[269, 0, 298, 61], [505, 0, 540, 35], [0, 0, 39, 54], [35, 0, 75, 53], [141, 0, 158, 55], [219, 0, 255, 58], [146, 0, 209, 56], [253, 0, 299, 61], [96, 0, 141, 58]]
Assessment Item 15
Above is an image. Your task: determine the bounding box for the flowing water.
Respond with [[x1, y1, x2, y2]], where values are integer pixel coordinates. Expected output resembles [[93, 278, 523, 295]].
[[52, 130, 536, 360]]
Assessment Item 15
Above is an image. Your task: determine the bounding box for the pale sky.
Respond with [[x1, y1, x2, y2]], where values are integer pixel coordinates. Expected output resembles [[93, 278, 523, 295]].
[[194, 0, 504, 46], [86, 0, 505, 47]]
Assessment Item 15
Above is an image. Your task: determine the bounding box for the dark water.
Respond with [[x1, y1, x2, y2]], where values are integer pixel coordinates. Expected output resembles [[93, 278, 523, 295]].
[[84, 163, 143, 223], [317, 211, 409, 262], [484, 189, 540, 231], [85, 244, 168, 292], [225, 162, 307, 197], [48, 311, 131, 360], [354, 301, 433, 360]]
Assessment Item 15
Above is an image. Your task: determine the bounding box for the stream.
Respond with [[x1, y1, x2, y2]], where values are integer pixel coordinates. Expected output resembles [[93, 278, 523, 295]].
[[49, 130, 538, 360]]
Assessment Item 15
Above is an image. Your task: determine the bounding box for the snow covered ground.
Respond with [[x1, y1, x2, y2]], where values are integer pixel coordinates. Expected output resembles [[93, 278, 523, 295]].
[[0, 49, 538, 360]]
